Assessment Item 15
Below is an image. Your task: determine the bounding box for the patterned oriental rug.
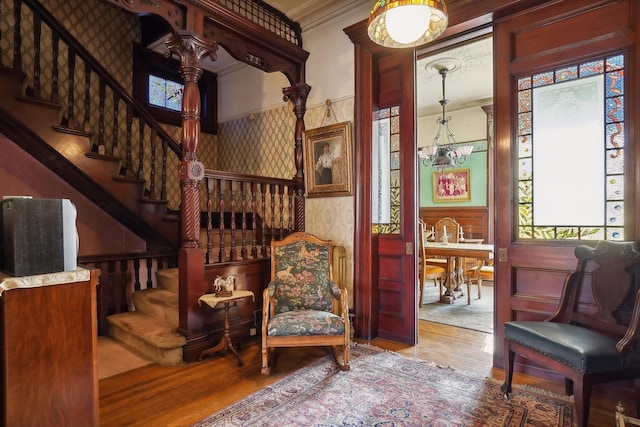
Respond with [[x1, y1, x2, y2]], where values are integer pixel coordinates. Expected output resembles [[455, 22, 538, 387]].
[[193, 345, 574, 426], [419, 283, 494, 334]]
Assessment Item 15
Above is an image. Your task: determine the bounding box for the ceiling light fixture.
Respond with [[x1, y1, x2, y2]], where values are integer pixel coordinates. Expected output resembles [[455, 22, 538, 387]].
[[367, 0, 449, 48], [418, 66, 474, 170]]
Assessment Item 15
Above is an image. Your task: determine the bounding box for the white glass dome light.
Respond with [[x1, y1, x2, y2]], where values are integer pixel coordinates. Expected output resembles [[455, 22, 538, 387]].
[[367, 0, 449, 49], [384, 5, 433, 45]]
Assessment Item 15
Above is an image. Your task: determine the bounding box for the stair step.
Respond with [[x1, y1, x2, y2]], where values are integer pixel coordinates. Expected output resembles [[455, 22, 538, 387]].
[[156, 268, 179, 293], [107, 312, 185, 365], [132, 288, 179, 328]]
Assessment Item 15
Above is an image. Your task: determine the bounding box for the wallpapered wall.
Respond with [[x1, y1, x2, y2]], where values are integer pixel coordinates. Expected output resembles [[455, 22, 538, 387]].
[[215, 97, 355, 305]]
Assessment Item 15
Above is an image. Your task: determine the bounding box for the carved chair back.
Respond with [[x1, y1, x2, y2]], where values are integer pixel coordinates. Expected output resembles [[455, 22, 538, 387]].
[[551, 241, 640, 348], [434, 217, 460, 244]]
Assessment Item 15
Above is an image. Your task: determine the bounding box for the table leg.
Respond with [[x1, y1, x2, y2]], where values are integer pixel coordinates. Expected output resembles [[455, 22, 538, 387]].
[[440, 256, 457, 304], [453, 256, 465, 293], [199, 302, 244, 366]]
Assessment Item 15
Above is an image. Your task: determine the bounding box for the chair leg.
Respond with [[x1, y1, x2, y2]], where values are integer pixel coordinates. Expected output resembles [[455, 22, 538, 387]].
[[477, 278, 482, 300], [500, 343, 515, 397], [331, 345, 350, 371], [635, 378, 640, 419], [565, 378, 573, 396], [261, 345, 271, 375], [419, 276, 425, 308], [467, 280, 471, 305], [573, 378, 592, 427]]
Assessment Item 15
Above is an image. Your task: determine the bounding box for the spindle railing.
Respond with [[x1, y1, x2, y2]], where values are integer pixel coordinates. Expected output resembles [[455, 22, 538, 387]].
[[202, 171, 300, 263], [3, 0, 183, 202], [1, 0, 304, 338]]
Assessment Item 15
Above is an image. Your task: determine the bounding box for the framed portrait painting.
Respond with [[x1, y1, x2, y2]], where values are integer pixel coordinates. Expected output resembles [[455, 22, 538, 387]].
[[303, 121, 353, 197], [433, 168, 471, 202]]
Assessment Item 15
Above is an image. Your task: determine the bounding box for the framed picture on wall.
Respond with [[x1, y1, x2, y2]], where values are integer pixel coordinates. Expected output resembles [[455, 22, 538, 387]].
[[433, 169, 471, 202], [303, 121, 353, 197]]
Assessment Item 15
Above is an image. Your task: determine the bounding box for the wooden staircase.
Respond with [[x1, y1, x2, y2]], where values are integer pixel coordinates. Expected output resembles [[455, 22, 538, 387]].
[[0, 0, 303, 366], [0, 67, 179, 250], [107, 268, 186, 365], [0, 0, 185, 251], [0, 65, 186, 364]]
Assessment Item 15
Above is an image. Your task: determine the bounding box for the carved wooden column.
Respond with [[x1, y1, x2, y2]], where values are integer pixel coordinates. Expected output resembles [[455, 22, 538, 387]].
[[166, 31, 217, 342], [283, 83, 310, 232]]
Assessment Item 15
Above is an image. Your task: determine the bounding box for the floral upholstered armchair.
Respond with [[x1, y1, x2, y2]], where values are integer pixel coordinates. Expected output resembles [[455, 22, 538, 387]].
[[261, 232, 350, 375]]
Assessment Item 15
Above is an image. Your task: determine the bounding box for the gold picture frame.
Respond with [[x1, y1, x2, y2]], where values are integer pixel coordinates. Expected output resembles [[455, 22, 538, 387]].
[[433, 168, 471, 202], [303, 121, 353, 197]]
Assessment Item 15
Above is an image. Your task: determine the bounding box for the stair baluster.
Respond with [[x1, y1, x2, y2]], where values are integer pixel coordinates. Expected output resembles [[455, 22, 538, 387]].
[[111, 91, 119, 156], [82, 61, 91, 132], [66, 46, 76, 128], [32, 13, 41, 98], [51, 33, 60, 103], [13, 0, 22, 71], [137, 117, 145, 179], [241, 182, 248, 260], [218, 178, 226, 262], [96, 78, 106, 152], [229, 181, 237, 261]]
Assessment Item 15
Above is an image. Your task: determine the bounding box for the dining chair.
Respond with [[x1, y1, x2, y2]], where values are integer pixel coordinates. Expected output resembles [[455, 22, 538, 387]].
[[464, 259, 494, 304], [425, 217, 460, 282], [418, 219, 444, 307]]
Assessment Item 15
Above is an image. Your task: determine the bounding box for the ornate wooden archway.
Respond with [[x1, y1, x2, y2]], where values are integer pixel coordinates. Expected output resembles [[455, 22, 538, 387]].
[[103, 0, 310, 347]]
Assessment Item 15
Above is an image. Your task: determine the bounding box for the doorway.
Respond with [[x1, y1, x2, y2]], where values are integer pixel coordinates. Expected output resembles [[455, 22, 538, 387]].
[[416, 35, 495, 335]]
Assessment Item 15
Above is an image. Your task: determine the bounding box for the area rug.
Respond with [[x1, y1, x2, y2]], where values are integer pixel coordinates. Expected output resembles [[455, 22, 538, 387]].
[[193, 344, 574, 426], [419, 283, 494, 334]]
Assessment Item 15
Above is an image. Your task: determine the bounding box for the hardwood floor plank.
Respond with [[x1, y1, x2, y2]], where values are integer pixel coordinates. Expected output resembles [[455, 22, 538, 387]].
[[99, 321, 631, 426]]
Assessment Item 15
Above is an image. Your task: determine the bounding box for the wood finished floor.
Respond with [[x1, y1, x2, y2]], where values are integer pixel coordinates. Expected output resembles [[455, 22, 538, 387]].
[[99, 320, 633, 426]]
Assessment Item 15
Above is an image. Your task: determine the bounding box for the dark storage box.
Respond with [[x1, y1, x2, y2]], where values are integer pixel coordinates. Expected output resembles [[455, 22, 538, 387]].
[[0, 198, 77, 277]]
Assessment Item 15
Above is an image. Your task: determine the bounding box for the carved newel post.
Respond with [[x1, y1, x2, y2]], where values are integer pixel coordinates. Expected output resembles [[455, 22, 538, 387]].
[[166, 31, 218, 338], [283, 83, 311, 232]]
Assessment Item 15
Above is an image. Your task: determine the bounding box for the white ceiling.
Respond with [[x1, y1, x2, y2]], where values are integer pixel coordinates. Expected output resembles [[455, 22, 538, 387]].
[[199, 1, 494, 114], [417, 36, 493, 115]]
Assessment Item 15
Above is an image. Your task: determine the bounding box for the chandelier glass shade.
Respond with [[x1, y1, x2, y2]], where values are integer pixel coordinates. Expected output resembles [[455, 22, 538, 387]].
[[367, 0, 449, 48], [418, 67, 474, 170]]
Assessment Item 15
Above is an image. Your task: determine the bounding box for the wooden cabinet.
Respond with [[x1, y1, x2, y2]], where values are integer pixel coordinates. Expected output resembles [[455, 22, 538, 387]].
[[0, 269, 99, 426]]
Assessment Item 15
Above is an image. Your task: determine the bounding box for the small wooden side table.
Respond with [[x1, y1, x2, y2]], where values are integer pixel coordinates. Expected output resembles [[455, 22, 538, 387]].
[[198, 290, 254, 366]]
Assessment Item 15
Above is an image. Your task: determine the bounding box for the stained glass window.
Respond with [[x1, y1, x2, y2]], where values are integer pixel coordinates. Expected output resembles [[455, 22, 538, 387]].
[[517, 54, 625, 240], [372, 106, 401, 234], [148, 74, 183, 112]]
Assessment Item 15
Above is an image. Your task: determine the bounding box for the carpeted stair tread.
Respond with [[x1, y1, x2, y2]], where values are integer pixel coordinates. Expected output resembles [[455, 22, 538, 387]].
[[132, 288, 179, 328], [156, 268, 179, 293], [107, 312, 185, 365]]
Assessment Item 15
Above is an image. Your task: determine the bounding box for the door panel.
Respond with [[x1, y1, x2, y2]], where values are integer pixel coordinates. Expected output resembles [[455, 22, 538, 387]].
[[494, 0, 639, 373], [374, 52, 418, 344]]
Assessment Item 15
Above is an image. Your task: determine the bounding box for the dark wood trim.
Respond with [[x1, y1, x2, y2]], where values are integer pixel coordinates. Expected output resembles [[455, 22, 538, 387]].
[[419, 207, 491, 243], [132, 43, 218, 134]]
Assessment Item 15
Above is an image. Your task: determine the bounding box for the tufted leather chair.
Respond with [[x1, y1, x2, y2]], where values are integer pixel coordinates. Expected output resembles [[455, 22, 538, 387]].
[[501, 240, 640, 427]]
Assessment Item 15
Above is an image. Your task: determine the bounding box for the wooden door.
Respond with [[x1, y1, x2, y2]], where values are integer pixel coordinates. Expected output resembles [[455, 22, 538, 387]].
[[493, 0, 640, 372], [344, 21, 418, 344], [373, 51, 418, 344]]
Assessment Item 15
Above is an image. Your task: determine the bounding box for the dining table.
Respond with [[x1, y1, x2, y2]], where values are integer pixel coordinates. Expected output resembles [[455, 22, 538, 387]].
[[423, 242, 494, 304]]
